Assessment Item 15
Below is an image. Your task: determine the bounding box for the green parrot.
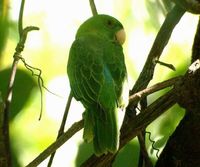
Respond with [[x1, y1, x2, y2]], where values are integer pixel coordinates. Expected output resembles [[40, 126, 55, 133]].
[[67, 14, 129, 156]]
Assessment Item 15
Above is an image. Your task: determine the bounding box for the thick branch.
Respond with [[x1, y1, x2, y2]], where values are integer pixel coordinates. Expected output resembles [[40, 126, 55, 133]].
[[131, 5, 185, 93], [156, 59, 200, 167]]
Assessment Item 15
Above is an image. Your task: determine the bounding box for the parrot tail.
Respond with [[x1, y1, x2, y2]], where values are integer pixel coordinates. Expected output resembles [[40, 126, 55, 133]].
[[92, 105, 119, 156]]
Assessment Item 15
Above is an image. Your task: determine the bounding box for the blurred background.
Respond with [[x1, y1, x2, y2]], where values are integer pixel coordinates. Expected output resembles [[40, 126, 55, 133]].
[[0, 0, 199, 166]]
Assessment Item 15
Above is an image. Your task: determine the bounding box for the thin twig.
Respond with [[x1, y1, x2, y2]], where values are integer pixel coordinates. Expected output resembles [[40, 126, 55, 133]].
[[2, 55, 19, 167], [138, 100, 148, 167], [20, 57, 58, 96], [18, 0, 25, 35], [89, 0, 98, 16], [138, 132, 153, 167], [26, 120, 84, 167], [47, 92, 73, 167], [145, 131, 160, 158], [155, 60, 176, 71], [19, 56, 57, 120], [129, 76, 182, 106]]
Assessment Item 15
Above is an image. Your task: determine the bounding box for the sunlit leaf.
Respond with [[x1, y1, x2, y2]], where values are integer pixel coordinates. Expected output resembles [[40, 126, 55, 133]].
[[113, 139, 140, 167]]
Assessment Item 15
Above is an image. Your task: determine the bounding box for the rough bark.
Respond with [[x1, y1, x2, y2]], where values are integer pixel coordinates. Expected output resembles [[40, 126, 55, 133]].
[[155, 59, 200, 167], [155, 18, 200, 166]]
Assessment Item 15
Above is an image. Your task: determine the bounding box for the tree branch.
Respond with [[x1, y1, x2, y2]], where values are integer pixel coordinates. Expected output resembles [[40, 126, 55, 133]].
[[89, 0, 98, 16], [131, 5, 185, 94], [155, 59, 200, 167], [129, 76, 182, 106], [1, 0, 39, 166], [18, 0, 25, 36], [26, 120, 84, 167], [138, 132, 153, 167], [47, 92, 73, 166]]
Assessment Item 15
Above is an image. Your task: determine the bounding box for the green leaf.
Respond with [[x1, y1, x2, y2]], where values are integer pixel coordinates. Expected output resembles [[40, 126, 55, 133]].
[[0, 68, 37, 120], [75, 142, 93, 166]]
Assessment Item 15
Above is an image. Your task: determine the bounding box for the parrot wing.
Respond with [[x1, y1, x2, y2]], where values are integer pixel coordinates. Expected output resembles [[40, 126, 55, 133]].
[[103, 41, 128, 108], [67, 35, 104, 107]]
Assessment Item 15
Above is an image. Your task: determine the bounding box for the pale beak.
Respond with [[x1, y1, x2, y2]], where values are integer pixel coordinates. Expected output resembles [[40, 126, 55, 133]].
[[115, 29, 126, 45]]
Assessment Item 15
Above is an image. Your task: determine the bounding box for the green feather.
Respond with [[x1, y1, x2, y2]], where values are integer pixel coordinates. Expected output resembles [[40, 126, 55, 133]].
[[83, 109, 94, 143]]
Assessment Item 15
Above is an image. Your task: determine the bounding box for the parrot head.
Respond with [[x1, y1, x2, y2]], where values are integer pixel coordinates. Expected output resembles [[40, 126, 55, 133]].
[[76, 14, 126, 45]]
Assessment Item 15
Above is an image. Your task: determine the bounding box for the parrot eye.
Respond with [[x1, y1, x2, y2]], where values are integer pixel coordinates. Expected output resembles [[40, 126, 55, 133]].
[[107, 20, 114, 28]]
